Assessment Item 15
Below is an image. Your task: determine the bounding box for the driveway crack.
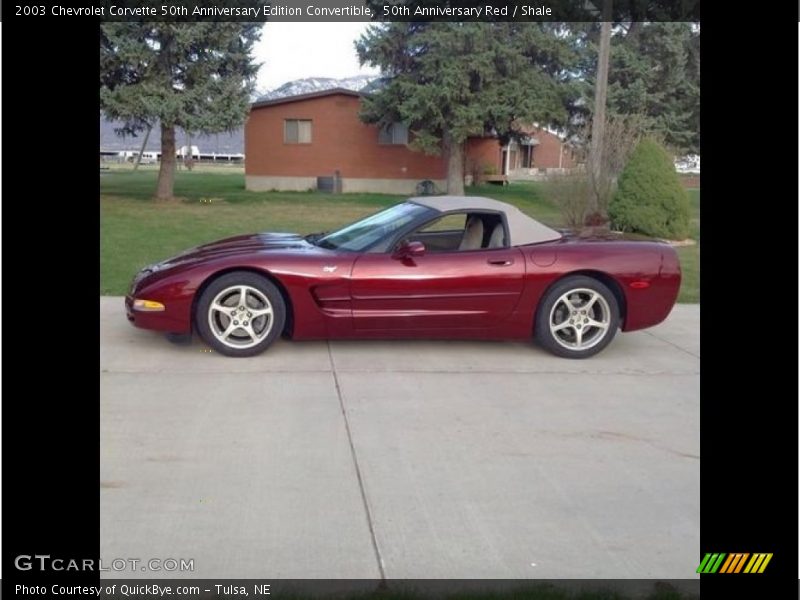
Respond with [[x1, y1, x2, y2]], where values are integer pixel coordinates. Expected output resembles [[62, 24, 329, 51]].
[[327, 342, 386, 580], [643, 330, 700, 359]]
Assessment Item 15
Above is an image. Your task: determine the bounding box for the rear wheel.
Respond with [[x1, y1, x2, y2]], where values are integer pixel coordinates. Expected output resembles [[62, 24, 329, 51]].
[[196, 272, 286, 357], [535, 276, 619, 359]]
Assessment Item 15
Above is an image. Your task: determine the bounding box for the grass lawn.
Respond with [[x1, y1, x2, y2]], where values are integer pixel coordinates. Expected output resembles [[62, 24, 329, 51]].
[[675, 188, 700, 303], [100, 170, 699, 303]]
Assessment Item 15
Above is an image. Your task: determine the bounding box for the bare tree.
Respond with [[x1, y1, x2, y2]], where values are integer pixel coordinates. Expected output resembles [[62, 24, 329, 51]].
[[549, 114, 645, 229], [590, 114, 646, 216], [545, 168, 591, 230]]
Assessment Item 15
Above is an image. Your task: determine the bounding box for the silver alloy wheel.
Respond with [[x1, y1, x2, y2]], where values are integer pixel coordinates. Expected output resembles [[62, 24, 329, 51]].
[[207, 285, 274, 350], [548, 287, 611, 352]]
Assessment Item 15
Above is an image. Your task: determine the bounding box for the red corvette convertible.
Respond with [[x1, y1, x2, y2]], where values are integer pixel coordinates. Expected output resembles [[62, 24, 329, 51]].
[[126, 196, 681, 359]]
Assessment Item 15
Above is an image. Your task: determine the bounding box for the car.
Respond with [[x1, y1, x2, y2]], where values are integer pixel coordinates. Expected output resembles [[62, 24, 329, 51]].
[[674, 154, 700, 174], [126, 195, 681, 359]]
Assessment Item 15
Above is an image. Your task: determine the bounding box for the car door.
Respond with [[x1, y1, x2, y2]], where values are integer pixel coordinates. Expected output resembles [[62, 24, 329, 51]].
[[350, 246, 525, 331]]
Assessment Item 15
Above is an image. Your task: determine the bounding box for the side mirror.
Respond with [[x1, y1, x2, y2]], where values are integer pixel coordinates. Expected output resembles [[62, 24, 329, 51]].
[[393, 240, 426, 260]]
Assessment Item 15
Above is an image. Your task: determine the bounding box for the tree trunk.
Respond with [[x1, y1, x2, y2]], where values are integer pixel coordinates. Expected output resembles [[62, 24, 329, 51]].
[[155, 124, 176, 201], [587, 8, 612, 220], [444, 132, 465, 195], [133, 125, 152, 171]]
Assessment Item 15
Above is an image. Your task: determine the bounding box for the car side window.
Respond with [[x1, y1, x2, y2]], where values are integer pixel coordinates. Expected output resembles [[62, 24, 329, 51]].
[[398, 212, 507, 253], [418, 213, 467, 234]]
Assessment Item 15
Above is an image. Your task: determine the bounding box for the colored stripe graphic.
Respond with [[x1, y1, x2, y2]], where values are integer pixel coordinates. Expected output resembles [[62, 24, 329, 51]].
[[710, 553, 726, 573], [698, 552, 773, 574], [719, 553, 749, 573], [697, 553, 726, 573], [743, 553, 773, 574], [733, 553, 750, 573], [696, 553, 713, 573]]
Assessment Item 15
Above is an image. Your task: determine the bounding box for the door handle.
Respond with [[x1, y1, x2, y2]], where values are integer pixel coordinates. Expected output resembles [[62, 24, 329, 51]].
[[487, 258, 514, 266]]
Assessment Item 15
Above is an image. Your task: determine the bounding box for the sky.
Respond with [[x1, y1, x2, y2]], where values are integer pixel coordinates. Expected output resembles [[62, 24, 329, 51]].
[[253, 22, 380, 93]]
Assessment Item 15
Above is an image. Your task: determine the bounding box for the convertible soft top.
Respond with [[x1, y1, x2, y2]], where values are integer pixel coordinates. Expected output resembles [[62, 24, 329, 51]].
[[409, 195, 562, 246]]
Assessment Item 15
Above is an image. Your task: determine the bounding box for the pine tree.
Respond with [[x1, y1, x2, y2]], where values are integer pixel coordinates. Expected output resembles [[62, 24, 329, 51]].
[[100, 23, 262, 200], [356, 23, 575, 194], [577, 22, 700, 154]]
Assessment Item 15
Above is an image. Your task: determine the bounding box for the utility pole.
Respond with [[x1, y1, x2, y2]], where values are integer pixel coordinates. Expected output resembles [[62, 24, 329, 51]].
[[133, 124, 152, 171], [587, 0, 612, 220]]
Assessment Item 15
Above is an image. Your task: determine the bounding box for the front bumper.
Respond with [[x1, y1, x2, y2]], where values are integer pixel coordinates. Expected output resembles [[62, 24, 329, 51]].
[[125, 295, 190, 333]]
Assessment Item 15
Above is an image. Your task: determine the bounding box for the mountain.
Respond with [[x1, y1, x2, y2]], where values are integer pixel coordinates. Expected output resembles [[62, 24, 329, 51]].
[[256, 74, 380, 101], [101, 75, 382, 153], [99, 119, 244, 154]]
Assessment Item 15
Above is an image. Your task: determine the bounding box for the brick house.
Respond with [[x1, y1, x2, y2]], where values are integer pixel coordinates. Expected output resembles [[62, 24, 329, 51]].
[[245, 88, 575, 194]]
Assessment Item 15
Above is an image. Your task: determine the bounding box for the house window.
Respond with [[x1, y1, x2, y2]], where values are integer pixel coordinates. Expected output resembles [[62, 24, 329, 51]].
[[378, 122, 408, 145], [284, 119, 312, 144], [522, 145, 533, 168]]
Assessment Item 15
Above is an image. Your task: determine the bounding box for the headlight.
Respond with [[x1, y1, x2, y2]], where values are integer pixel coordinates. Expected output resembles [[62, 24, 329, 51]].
[[130, 262, 166, 293], [132, 299, 166, 311]]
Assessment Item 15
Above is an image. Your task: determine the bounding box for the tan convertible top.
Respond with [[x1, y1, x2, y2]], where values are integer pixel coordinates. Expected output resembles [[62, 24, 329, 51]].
[[409, 195, 562, 246]]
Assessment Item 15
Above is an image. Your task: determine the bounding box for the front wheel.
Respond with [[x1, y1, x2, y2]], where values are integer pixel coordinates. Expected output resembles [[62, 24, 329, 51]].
[[535, 276, 620, 359], [195, 272, 286, 357]]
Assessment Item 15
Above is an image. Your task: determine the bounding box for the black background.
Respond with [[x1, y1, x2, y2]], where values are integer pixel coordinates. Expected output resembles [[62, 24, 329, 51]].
[[2, 5, 797, 597]]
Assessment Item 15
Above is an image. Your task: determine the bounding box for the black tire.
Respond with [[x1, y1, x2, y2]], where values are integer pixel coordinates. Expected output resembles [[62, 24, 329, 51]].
[[165, 332, 192, 345], [535, 275, 620, 359], [195, 272, 286, 357]]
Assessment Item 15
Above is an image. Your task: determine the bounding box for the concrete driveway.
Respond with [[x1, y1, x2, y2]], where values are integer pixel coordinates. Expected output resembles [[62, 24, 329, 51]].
[[100, 298, 699, 579]]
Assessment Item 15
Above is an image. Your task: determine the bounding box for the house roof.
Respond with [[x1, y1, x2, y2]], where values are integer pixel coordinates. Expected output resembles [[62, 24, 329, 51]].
[[409, 195, 561, 246], [251, 88, 363, 110], [250, 89, 569, 144]]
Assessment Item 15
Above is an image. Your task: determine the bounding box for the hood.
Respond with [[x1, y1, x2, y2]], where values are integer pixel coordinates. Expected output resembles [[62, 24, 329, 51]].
[[137, 232, 316, 279], [132, 232, 322, 295], [191, 232, 311, 254], [131, 232, 319, 294], [163, 232, 314, 264]]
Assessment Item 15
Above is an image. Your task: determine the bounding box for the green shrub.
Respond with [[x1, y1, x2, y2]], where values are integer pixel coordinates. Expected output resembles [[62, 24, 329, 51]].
[[609, 138, 690, 240]]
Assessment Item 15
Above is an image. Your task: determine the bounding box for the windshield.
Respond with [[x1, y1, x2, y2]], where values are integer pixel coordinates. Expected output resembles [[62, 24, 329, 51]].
[[315, 203, 431, 251]]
